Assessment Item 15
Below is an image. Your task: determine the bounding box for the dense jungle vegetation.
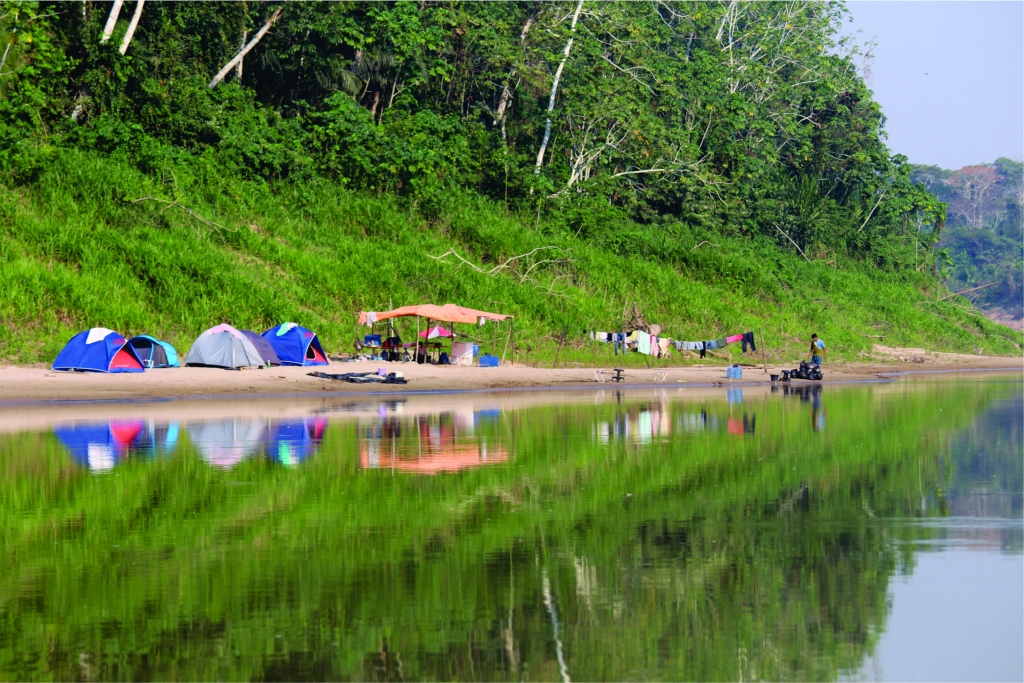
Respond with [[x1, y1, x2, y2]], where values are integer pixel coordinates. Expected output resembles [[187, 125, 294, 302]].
[[0, 1, 1020, 362], [911, 159, 1023, 330]]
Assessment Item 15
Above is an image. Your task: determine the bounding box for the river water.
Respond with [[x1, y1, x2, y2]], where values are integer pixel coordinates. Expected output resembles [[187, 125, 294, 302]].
[[0, 377, 1020, 681]]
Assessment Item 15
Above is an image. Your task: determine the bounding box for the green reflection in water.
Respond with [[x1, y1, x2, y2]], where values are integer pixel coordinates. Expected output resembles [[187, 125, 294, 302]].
[[0, 379, 1020, 681]]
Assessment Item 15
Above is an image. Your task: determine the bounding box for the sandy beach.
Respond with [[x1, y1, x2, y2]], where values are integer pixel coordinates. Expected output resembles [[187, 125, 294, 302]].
[[1, 345, 1019, 404]]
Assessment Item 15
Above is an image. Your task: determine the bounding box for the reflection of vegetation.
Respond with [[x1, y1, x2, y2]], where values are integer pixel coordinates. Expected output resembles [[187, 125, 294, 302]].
[[0, 381, 1018, 680]]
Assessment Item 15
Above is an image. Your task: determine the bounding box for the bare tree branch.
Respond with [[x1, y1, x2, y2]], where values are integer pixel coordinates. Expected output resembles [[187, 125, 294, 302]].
[[774, 223, 811, 263]]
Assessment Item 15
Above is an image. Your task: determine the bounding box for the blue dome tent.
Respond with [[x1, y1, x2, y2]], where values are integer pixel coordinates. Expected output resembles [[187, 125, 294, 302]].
[[52, 328, 145, 373], [128, 335, 180, 368], [261, 323, 329, 366]]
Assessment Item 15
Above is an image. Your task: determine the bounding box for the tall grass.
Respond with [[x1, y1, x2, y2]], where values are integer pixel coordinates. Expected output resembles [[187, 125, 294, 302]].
[[1, 148, 1020, 364]]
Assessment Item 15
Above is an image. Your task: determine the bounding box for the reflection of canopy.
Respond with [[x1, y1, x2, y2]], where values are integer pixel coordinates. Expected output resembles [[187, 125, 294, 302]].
[[419, 326, 452, 339], [358, 304, 509, 326], [360, 442, 508, 475]]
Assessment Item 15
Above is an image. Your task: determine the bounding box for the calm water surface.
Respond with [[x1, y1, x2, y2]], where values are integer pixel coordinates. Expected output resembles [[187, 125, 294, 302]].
[[0, 378, 1021, 681]]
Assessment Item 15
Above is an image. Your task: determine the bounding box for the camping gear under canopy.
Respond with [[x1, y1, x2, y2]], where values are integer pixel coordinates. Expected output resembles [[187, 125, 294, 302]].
[[185, 324, 265, 369], [359, 304, 509, 326], [241, 330, 281, 366], [53, 328, 145, 373], [128, 335, 180, 368], [419, 326, 453, 339], [261, 323, 328, 366]]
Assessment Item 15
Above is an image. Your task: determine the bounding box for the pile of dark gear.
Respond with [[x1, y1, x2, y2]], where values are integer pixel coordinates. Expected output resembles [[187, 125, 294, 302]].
[[779, 361, 823, 382], [308, 371, 409, 384]]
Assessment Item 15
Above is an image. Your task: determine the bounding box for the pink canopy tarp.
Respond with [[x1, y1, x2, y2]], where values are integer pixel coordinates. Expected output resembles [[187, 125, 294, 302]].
[[358, 304, 510, 326]]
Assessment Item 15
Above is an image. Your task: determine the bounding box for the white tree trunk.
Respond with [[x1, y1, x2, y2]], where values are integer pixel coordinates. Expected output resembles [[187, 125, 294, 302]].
[[208, 6, 282, 89], [534, 0, 584, 173], [100, 0, 124, 44], [118, 0, 144, 55], [494, 15, 534, 126], [236, 30, 247, 79]]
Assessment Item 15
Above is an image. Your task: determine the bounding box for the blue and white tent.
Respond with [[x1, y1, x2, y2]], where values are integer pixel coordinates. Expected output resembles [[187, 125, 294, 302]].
[[262, 323, 328, 366], [52, 328, 145, 373]]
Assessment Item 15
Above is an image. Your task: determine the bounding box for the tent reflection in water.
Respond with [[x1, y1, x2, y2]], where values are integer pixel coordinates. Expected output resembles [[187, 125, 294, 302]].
[[54, 421, 180, 471], [266, 418, 329, 467], [188, 417, 328, 469], [187, 419, 267, 469]]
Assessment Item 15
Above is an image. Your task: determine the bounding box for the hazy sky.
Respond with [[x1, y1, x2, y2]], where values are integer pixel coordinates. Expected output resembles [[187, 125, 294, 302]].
[[845, 1, 1023, 170]]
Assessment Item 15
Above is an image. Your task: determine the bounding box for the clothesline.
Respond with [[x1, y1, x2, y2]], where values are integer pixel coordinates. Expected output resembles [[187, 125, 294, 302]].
[[588, 329, 757, 358]]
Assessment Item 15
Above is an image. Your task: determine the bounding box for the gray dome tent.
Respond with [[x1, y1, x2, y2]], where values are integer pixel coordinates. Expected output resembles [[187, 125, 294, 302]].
[[241, 329, 281, 366], [185, 324, 265, 369]]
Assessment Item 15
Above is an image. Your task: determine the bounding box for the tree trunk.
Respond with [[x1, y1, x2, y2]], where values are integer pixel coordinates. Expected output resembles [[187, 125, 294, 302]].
[[534, 0, 584, 173], [118, 0, 144, 55], [494, 15, 534, 126], [100, 0, 124, 44], [236, 30, 247, 79], [208, 6, 283, 89]]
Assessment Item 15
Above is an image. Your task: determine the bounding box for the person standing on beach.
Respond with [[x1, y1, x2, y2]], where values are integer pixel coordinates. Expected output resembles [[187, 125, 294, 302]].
[[809, 334, 826, 366]]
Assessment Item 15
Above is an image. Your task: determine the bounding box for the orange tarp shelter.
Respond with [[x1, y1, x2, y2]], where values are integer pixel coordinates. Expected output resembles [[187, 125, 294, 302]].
[[358, 304, 509, 326]]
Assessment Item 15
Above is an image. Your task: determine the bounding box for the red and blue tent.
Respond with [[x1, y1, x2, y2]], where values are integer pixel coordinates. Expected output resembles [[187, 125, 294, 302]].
[[261, 323, 328, 366], [52, 328, 145, 373]]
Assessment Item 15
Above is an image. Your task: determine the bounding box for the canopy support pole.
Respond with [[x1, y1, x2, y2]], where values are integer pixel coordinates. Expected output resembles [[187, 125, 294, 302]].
[[416, 316, 421, 362], [500, 318, 513, 366]]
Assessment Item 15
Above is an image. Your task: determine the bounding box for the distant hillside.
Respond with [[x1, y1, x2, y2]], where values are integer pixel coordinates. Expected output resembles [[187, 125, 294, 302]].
[[911, 159, 1024, 330]]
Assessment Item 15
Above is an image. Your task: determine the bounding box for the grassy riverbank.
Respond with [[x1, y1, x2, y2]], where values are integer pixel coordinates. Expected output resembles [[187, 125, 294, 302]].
[[1, 149, 1020, 366]]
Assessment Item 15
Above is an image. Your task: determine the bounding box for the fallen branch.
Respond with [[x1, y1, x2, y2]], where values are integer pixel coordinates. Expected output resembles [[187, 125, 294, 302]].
[[939, 282, 998, 301], [429, 246, 571, 282], [691, 240, 719, 251], [773, 223, 811, 263], [131, 196, 234, 236]]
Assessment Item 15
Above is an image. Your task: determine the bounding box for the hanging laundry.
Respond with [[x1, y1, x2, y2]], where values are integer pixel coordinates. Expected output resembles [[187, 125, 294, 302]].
[[726, 333, 744, 344], [741, 331, 757, 353], [715, 337, 728, 348], [699, 342, 706, 359], [637, 331, 652, 355]]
